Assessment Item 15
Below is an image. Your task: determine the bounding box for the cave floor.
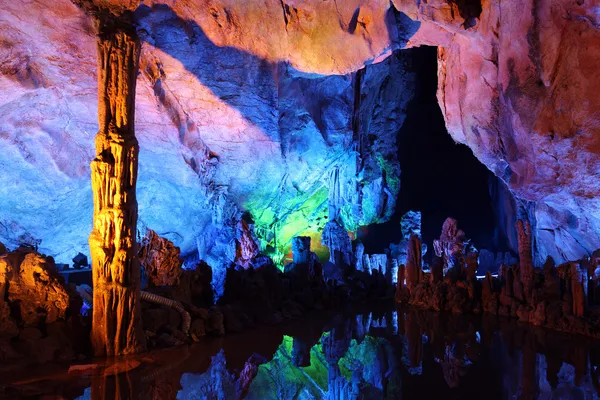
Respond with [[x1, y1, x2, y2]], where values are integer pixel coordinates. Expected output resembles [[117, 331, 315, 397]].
[[2, 304, 600, 399]]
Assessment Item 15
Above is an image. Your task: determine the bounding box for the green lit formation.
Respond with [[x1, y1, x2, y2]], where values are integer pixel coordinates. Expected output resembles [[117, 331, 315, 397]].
[[246, 332, 401, 399], [244, 186, 330, 269]]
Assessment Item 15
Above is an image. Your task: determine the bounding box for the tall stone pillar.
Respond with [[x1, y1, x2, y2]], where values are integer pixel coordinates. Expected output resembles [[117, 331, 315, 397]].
[[517, 219, 533, 303], [406, 234, 422, 295], [89, 13, 146, 356]]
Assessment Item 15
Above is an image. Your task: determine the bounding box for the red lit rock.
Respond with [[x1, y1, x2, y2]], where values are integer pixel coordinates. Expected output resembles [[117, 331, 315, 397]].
[[406, 234, 422, 295], [139, 229, 183, 287]]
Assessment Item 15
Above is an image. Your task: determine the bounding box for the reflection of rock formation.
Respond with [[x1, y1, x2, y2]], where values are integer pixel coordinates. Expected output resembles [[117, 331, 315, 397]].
[[402, 311, 423, 375], [178, 350, 237, 399], [434, 345, 472, 388]]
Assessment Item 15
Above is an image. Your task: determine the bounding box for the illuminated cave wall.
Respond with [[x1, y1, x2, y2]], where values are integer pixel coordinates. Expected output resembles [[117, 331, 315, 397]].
[[0, 1, 415, 267], [1, 0, 600, 267]]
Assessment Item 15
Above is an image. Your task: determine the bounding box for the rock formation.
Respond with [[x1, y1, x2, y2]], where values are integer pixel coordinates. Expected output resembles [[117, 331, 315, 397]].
[[3, 251, 72, 327], [1, 0, 599, 270], [516, 219, 533, 302], [0, 247, 83, 362], [405, 234, 422, 295], [88, 10, 146, 356], [321, 221, 352, 267], [433, 217, 467, 275], [138, 229, 183, 287], [397, 217, 600, 340]]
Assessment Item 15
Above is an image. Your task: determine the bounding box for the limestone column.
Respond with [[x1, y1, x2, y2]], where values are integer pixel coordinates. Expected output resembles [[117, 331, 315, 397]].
[[89, 13, 146, 356], [406, 234, 422, 295], [517, 219, 533, 303]]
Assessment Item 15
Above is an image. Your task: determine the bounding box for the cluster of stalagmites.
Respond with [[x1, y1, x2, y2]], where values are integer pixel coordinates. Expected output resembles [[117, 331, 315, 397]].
[[396, 217, 600, 339], [137, 224, 398, 349]]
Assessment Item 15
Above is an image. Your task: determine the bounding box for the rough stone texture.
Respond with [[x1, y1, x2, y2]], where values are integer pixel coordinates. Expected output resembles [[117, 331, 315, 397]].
[[1, 249, 73, 327], [235, 220, 260, 268], [89, 12, 146, 356], [517, 219, 534, 302], [138, 229, 183, 287], [0, 0, 415, 270], [433, 217, 467, 274], [405, 234, 422, 294], [406, 0, 600, 264], [321, 221, 352, 267], [389, 211, 428, 267], [1, 0, 599, 268]]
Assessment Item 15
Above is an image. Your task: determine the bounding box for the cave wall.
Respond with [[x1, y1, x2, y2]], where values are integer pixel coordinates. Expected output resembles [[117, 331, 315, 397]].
[[0, 0, 414, 265], [1, 0, 599, 266], [400, 0, 600, 263]]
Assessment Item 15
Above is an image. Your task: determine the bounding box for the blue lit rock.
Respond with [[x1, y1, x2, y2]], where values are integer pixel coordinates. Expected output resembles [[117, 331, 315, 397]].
[[2, 0, 600, 269]]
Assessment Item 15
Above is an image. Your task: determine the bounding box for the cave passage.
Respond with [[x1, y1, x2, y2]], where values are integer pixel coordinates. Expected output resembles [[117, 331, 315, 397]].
[[359, 46, 500, 259]]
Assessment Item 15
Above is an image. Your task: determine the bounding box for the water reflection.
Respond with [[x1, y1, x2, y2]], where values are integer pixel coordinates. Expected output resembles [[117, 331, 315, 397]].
[[3, 306, 600, 399]]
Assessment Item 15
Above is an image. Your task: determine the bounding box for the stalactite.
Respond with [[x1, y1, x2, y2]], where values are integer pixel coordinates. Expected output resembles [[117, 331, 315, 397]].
[[89, 12, 146, 356], [406, 234, 422, 295], [516, 219, 533, 303]]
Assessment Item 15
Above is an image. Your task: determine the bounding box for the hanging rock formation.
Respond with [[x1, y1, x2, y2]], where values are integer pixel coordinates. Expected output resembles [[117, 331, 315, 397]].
[[321, 221, 352, 267]]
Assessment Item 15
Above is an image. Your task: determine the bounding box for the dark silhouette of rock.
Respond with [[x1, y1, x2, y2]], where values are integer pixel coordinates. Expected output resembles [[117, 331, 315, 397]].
[[71, 253, 88, 269]]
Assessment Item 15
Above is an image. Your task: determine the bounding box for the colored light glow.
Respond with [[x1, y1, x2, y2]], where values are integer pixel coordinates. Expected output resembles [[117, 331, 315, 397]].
[[245, 186, 329, 270]]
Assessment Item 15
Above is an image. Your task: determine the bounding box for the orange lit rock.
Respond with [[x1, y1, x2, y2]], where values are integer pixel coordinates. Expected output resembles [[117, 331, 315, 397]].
[[1, 249, 72, 328], [88, 11, 146, 356], [138, 229, 183, 287]]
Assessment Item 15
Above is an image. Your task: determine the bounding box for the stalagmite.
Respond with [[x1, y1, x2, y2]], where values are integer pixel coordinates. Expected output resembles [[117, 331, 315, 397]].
[[89, 12, 146, 356], [517, 219, 534, 303], [322, 221, 352, 266], [354, 242, 365, 272], [571, 262, 587, 317], [406, 234, 422, 294], [291, 236, 311, 265], [363, 254, 372, 275], [370, 254, 388, 278]]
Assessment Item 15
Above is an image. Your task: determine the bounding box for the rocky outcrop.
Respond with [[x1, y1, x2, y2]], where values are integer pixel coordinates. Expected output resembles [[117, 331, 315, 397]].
[[1, 249, 74, 327], [0, 247, 84, 363], [433, 217, 469, 275], [138, 229, 183, 287], [321, 221, 352, 267]]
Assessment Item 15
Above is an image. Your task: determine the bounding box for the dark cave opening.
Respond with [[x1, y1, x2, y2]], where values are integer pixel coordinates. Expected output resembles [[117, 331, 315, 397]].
[[359, 46, 505, 260]]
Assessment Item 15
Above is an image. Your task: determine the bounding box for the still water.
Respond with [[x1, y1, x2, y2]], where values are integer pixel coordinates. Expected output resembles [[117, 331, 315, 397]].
[[2, 305, 599, 399]]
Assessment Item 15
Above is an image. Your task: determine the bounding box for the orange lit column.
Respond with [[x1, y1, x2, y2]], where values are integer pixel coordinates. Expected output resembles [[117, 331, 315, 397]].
[[89, 13, 146, 356]]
